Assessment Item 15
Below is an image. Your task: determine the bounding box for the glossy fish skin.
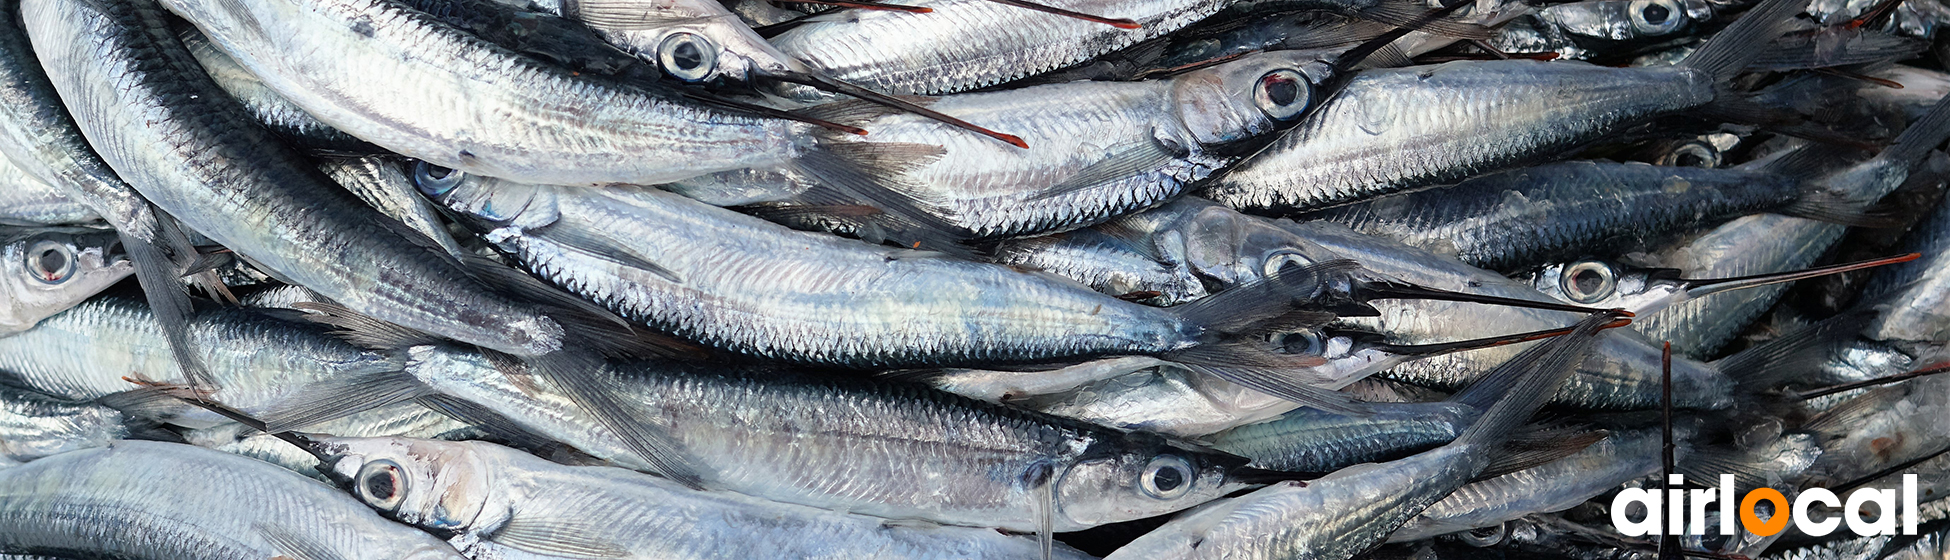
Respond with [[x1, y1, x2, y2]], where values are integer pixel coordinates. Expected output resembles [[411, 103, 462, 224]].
[[0, 294, 401, 429], [317, 436, 1095, 560], [786, 51, 1331, 239], [768, 0, 1232, 97], [992, 231, 1211, 305], [0, 441, 465, 560], [1021, 363, 1300, 437], [1307, 159, 1807, 271], [407, 345, 1253, 531], [1205, 61, 1718, 213], [0, 156, 99, 226], [176, 26, 378, 154], [1858, 179, 1950, 347], [0, 227, 131, 335], [426, 175, 1208, 367], [1209, 401, 1477, 473], [0, 383, 126, 463], [318, 156, 468, 258], [161, 0, 805, 186], [27, 0, 564, 356], [1389, 427, 1667, 542], [183, 403, 477, 480]]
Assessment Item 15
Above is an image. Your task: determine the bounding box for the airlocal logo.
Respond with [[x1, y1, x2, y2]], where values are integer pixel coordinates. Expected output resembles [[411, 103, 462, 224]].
[[1611, 474, 1921, 537]]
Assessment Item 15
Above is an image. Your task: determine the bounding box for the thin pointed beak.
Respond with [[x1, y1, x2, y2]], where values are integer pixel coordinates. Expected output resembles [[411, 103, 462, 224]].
[[1358, 281, 1635, 317], [764, 71, 1029, 148], [1675, 253, 1921, 301], [783, 0, 934, 11], [1370, 317, 1633, 356], [1227, 466, 1322, 484], [975, 0, 1139, 28]]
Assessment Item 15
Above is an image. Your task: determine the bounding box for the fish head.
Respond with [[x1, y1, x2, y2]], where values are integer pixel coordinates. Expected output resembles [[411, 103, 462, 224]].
[[1177, 205, 1343, 290], [0, 227, 132, 333], [412, 162, 558, 230], [1530, 259, 1677, 314], [1052, 433, 1249, 526], [315, 436, 500, 536], [1539, 0, 1703, 41], [1170, 50, 1338, 147]]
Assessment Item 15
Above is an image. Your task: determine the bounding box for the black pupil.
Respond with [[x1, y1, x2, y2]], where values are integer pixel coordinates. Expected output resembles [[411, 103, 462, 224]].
[[1264, 76, 1300, 106], [1279, 332, 1319, 354], [1642, 4, 1671, 24], [37, 249, 65, 277], [672, 41, 704, 71], [1152, 466, 1185, 493], [1676, 151, 1707, 167], [365, 471, 396, 501], [425, 165, 453, 181], [1573, 269, 1605, 295]]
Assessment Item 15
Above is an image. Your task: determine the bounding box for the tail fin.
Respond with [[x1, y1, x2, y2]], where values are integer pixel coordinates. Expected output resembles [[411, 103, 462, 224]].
[[1451, 312, 1625, 451], [1680, 0, 1806, 82], [1879, 94, 1950, 165], [123, 214, 216, 394]]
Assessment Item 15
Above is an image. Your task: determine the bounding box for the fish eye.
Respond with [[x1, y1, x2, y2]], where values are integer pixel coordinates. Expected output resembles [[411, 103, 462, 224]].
[[1138, 455, 1194, 500], [1559, 260, 1617, 303], [1659, 141, 1720, 168], [356, 460, 407, 511], [1460, 522, 1508, 547], [1629, 0, 1683, 35], [25, 240, 75, 285], [1278, 330, 1325, 355], [1253, 69, 1312, 122], [1262, 250, 1314, 278], [658, 32, 718, 83], [412, 161, 464, 197]]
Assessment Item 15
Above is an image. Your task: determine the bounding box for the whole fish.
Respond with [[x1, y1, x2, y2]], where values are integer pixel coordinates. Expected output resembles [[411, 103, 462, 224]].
[[0, 156, 98, 226], [0, 227, 130, 336], [0, 440, 467, 560], [1103, 311, 1616, 560], [27, 0, 568, 357], [313, 436, 1096, 560], [1202, 0, 1804, 213], [399, 344, 1266, 532]]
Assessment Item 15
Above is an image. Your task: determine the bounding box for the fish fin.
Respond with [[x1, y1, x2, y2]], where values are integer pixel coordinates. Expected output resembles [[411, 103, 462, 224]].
[[1354, 43, 1413, 70], [1445, 331, 1557, 411], [1174, 362, 1372, 415], [1451, 312, 1623, 452], [1477, 426, 1609, 480], [1675, 434, 1818, 492], [458, 255, 704, 360], [1748, 29, 1928, 71], [122, 228, 217, 394], [791, 97, 933, 127], [1168, 259, 1361, 335], [521, 351, 706, 488], [1802, 375, 1908, 435], [1780, 186, 1906, 228], [412, 394, 566, 461], [1879, 93, 1950, 165], [517, 221, 682, 284], [1350, 0, 1491, 39], [1028, 138, 1184, 201], [1678, 0, 1805, 82], [95, 386, 189, 421], [289, 301, 446, 350], [257, 371, 430, 433], [491, 516, 630, 558], [796, 138, 980, 256], [560, 0, 716, 30], [255, 523, 348, 560], [1716, 310, 1874, 391]]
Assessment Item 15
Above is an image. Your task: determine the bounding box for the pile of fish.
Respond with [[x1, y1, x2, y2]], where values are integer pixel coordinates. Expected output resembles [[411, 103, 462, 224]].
[[0, 0, 1948, 556]]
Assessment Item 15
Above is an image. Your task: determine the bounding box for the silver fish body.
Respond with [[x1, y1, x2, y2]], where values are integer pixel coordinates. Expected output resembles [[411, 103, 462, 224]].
[[0, 383, 126, 463], [176, 27, 376, 154], [185, 402, 478, 480], [161, 0, 805, 186], [0, 156, 99, 226], [320, 157, 468, 258], [407, 344, 1250, 531], [1858, 180, 1950, 347], [1389, 427, 1668, 542], [1205, 60, 1718, 213], [0, 227, 130, 335], [1210, 401, 1478, 473], [27, 0, 563, 356], [318, 436, 1095, 560], [1021, 363, 1300, 437], [426, 175, 1207, 367], [0, 294, 401, 429], [0, 440, 465, 560], [768, 0, 1232, 97]]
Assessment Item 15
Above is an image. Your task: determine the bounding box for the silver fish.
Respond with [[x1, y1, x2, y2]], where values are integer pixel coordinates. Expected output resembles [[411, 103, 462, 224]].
[[0, 382, 127, 463], [0, 227, 130, 335], [27, 0, 566, 357], [1389, 427, 1670, 542], [314, 436, 1096, 560], [318, 156, 468, 258], [403, 344, 1259, 532], [0, 440, 466, 560], [176, 26, 378, 154], [0, 155, 99, 226]]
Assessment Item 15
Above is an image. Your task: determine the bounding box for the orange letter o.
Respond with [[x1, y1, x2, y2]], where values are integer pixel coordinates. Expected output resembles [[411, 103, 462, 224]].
[[1741, 488, 1791, 536]]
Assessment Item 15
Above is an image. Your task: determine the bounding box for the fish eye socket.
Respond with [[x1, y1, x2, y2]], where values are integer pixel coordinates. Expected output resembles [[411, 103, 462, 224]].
[[658, 33, 718, 82], [1629, 0, 1683, 35], [1262, 251, 1315, 279], [1461, 522, 1508, 547], [1138, 455, 1194, 500], [356, 460, 406, 511], [1278, 330, 1326, 355], [1559, 260, 1617, 303], [412, 161, 464, 197], [25, 240, 74, 285], [1253, 69, 1312, 122], [1660, 142, 1720, 168]]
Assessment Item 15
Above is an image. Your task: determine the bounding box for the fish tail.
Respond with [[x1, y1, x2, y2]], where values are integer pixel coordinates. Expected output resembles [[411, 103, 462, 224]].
[[121, 212, 217, 393], [1680, 0, 1805, 82], [1716, 310, 1875, 392], [1449, 311, 1622, 452], [1879, 93, 1950, 165]]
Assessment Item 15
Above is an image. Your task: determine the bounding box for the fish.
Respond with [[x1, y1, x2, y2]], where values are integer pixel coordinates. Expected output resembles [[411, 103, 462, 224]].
[[1202, 0, 1806, 213], [317, 156, 469, 258], [0, 440, 468, 560], [0, 156, 100, 226], [0, 226, 131, 336], [0, 382, 130, 463], [176, 26, 381, 155]]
